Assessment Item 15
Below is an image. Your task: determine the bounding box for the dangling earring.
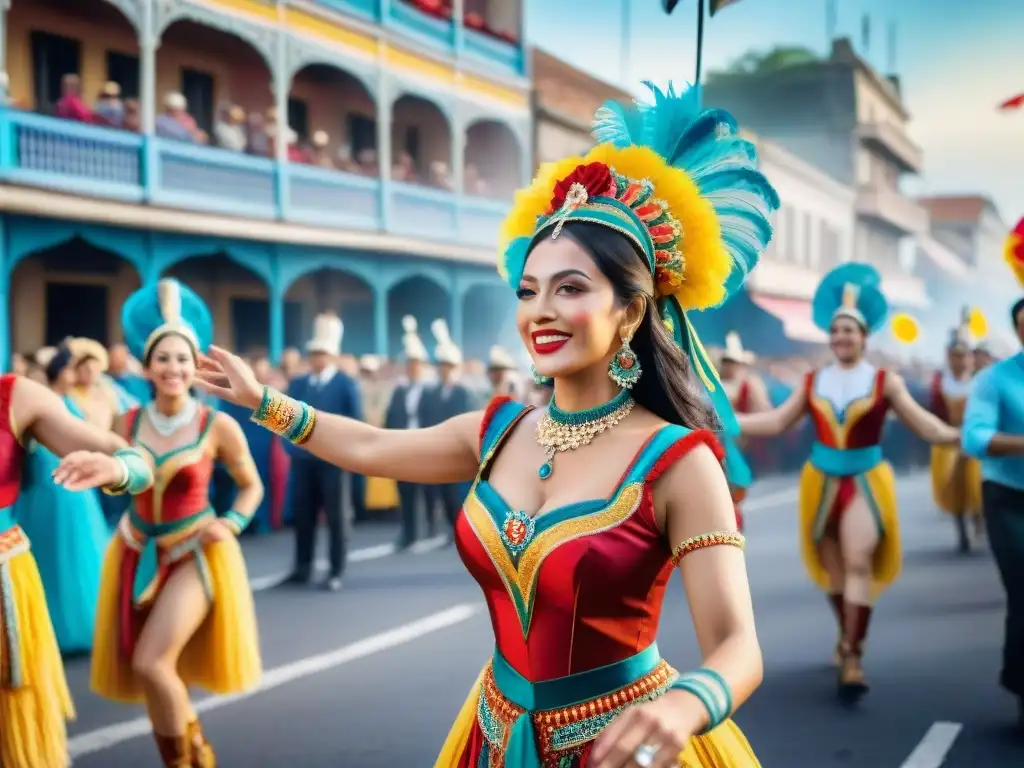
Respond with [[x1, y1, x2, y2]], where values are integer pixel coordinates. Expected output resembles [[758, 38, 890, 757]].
[[530, 364, 552, 385], [609, 333, 642, 389]]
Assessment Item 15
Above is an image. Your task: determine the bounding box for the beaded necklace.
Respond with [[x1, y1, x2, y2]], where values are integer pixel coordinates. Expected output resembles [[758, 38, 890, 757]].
[[535, 389, 635, 479]]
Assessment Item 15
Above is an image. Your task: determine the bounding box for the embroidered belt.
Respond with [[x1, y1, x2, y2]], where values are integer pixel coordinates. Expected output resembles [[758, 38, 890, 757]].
[[0, 525, 30, 689], [810, 443, 883, 477], [477, 644, 677, 767]]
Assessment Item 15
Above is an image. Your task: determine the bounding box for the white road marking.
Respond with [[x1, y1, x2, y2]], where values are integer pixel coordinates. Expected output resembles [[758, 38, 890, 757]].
[[67, 602, 482, 758], [247, 534, 448, 592], [899, 722, 963, 767]]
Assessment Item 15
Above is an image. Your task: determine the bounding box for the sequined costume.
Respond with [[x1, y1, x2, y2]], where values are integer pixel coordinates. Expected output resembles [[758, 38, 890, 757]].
[[798, 362, 901, 591], [0, 374, 75, 768], [435, 398, 758, 767]]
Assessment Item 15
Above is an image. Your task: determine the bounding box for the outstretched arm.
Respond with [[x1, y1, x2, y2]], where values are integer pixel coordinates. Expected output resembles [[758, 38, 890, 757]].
[[197, 346, 484, 484], [885, 373, 959, 445], [12, 376, 127, 456], [736, 383, 806, 438], [745, 376, 773, 414], [962, 371, 1024, 457]]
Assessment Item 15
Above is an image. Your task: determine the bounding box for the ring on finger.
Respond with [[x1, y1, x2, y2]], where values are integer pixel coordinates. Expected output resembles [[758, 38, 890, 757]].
[[632, 743, 659, 768]]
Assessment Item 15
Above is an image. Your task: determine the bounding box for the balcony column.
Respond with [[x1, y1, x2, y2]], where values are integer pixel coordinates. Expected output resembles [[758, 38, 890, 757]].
[[377, 71, 393, 231], [273, 32, 289, 218], [373, 284, 388, 357], [448, 271, 464, 349], [453, 0, 465, 54], [0, 0, 9, 99]]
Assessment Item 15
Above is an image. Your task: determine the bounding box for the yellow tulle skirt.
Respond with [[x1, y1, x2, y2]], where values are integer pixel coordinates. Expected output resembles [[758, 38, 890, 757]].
[[433, 667, 760, 767], [0, 548, 74, 768], [90, 535, 262, 703], [930, 446, 983, 516], [366, 476, 400, 510], [798, 460, 901, 594]]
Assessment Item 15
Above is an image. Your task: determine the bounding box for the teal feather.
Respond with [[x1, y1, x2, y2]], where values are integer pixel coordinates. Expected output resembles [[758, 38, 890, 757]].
[[811, 262, 888, 334], [592, 101, 645, 149]]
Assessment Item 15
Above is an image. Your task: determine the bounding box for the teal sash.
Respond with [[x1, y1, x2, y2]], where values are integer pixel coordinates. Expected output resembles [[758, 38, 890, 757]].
[[0, 505, 13, 532], [490, 643, 662, 766], [128, 507, 213, 538], [809, 442, 883, 477]]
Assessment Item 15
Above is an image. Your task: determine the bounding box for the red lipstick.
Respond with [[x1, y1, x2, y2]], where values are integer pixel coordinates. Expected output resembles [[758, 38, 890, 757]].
[[531, 330, 572, 355]]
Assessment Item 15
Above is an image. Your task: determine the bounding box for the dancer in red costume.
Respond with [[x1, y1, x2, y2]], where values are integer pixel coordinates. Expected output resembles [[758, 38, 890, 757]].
[[0, 373, 154, 768]]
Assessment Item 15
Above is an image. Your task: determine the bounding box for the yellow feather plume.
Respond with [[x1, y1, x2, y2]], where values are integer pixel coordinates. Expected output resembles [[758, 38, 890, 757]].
[[967, 307, 988, 341], [891, 313, 920, 345]]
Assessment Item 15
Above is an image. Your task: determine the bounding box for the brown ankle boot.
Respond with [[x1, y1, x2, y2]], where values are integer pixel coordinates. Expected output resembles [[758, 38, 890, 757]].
[[188, 719, 217, 768], [155, 732, 192, 767], [837, 603, 873, 701], [828, 593, 845, 665]]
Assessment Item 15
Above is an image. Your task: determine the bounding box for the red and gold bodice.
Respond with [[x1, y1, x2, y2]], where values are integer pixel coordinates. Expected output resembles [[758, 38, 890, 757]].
[[0, 375, 24, 536], [454, 397, 721, 683], [123, 406, 215, 541], [929, 370, 971, 427], [805, 364, 890, 451]]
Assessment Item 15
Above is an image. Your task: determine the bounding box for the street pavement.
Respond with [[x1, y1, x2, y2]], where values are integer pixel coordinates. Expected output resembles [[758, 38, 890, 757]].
[[64, 471, 1023, 767]]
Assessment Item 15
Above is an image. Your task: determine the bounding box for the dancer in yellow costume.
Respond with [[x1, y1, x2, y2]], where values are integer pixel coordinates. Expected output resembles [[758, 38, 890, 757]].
[[198, 81, 776, 767], [738, 263, 960, 702], [91, 279, 263, 766], [929, 307, 985, 552], [0, 371, 154, 768]]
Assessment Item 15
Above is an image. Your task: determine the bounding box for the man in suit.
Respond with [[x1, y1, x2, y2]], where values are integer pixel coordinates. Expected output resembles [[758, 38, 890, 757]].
[[487, 345, 522, 400], [285, 311, 361, 591], [421, 319, 473, 539], [385, 316, 431, 549]]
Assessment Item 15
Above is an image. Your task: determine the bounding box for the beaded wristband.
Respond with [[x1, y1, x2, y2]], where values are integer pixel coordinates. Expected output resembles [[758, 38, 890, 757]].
[[222, 510, 251, 536], [250, 386, 317, 445], [670, 668, 734, 734], [103, 447, 153, 496], [670, 530, 745, 566]]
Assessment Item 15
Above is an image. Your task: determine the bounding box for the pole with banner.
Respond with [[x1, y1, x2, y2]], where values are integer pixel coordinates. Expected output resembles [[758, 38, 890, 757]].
[[661, 0, 748, 86]]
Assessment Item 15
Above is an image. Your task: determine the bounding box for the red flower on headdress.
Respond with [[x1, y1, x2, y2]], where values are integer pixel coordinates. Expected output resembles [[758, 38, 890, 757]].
[[549, 163, 616, 212]]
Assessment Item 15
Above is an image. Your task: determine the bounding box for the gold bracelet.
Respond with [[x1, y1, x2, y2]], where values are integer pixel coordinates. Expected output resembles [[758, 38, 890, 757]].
[[670, 531, 745, 566]]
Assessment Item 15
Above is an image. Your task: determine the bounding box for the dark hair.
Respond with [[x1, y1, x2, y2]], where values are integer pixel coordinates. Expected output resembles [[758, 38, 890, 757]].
[[1011, 297, 1024, 328], [539, 222, 718, 431], [143, 330, 197, 367], [45, 339, 74, 384]]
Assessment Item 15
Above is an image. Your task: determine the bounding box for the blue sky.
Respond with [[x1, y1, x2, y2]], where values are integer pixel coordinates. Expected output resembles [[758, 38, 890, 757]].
[[526, 0, 1024, 227]]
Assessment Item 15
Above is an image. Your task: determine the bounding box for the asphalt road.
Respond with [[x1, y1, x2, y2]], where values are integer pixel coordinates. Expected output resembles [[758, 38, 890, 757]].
[[62, 472, 1023, 767]]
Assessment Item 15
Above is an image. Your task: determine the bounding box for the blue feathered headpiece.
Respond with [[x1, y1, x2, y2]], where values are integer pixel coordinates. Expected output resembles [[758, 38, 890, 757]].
[[122, 278, 213, 362], [811, 262, 888, 335]]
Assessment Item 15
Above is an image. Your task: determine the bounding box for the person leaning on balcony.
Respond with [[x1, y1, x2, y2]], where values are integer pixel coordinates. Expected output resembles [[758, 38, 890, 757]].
[[156, 92, 202, 143], [214, 104, 247, 151], [55, 73, 92, 122], [93, 81, 123, 128], [310, 130, 335, 169]]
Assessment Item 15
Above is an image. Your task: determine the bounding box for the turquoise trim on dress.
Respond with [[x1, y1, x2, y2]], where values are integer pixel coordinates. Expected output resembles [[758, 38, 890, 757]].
[[481, 400, 529, 460], [0, 505, 13, 532], [809, 442, 883, 477], [129, 507, 213, 538], [490, 644, 662, 768]]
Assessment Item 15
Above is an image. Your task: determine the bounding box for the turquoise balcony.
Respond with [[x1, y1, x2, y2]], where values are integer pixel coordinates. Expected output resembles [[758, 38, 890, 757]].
[[0, 110, 509, 251]]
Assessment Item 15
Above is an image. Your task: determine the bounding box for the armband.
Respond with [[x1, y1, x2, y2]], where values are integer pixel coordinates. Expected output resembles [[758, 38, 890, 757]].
[[670, 531, 745, 566], [103, 447, 153, 496], [222, 510, 250, 536], [669, 668, 733, 734], [250, 386, 317, 445]]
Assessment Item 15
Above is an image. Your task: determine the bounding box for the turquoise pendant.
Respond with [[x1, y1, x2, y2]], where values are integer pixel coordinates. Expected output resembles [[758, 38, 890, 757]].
[[500, 509, 536, 555], [538, 460, 553, 480]]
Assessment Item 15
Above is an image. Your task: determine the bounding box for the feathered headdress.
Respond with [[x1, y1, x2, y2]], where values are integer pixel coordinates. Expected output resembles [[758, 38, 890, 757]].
[[948, 306, 987, 351], [431, 318, 462, 365], [307, 312, 344, 356], [498, 82, 779, 446], [1005, 216, 1024, 287], [401, 316, 428, 363], [122, 278, 213, 362], [812, 263, 889, 335]]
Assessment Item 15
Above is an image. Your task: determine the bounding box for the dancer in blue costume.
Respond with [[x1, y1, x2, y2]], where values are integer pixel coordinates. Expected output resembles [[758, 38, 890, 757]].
[[14, 340, 111, 654]]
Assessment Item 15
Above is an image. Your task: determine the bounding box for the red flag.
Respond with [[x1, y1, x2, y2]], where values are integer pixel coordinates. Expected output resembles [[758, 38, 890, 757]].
[[999, 93, 1024, 110], [710, 0, 744, 14]]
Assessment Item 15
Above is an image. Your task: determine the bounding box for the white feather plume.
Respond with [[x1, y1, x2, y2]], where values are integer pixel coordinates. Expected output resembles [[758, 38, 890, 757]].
[[157, 279, 182, 325], [307, 312, 343, 355], [402, 315, 427, 362], [431, 318, 461, 365], [402, 315, 417, 333]]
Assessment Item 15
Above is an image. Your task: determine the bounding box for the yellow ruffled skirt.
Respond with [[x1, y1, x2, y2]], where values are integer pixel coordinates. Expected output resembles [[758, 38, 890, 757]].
[[366, 476, 400, 510], [0, 547, 74, 768], [930, 446, 982, 516], [90, 535, 262, 702], [798, 460, 901, 593], [434, 667, 760, 767]]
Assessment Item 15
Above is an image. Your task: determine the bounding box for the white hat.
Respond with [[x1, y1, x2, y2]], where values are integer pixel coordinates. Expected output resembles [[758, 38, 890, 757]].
[[431, 318, 462, 365], [359, 354, 381, 372], [307, 312, 343, 356], [488, 345, 517, 370], [164, 92, 187, 110], [721, 331, 755, 364], [312, 130, 329, 147], [402, 316, 429, 362]]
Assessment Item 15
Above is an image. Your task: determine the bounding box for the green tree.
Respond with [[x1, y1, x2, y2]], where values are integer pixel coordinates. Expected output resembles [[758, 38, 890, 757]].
[[707, 45, 820, 82]]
